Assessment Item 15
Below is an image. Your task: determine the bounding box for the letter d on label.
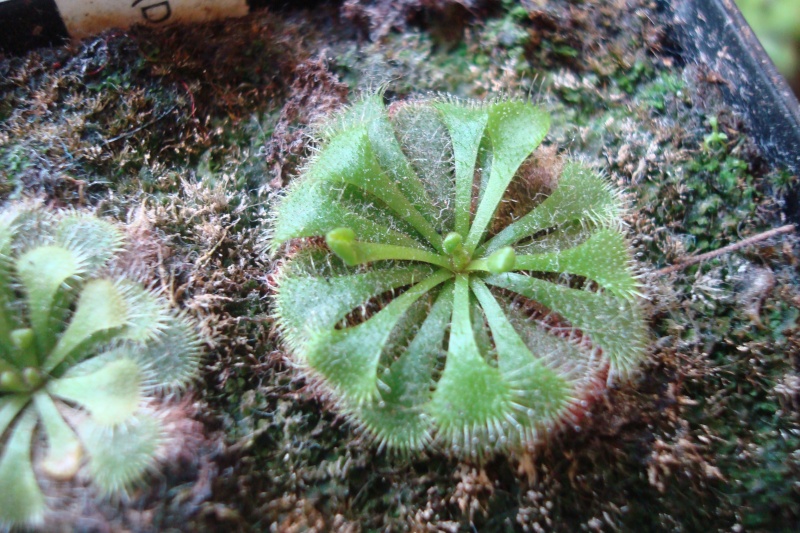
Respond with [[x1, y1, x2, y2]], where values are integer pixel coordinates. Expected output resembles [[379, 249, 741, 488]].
[[54, 0, 248, 39], [137, 1, 172, 23]]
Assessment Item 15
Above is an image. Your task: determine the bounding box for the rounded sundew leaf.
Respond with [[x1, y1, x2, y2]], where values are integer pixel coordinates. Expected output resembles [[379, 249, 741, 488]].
[[78, 410, 163, 496], [275, 248, 437, 349], [465, 101, 550, 252], [426, 275, 512, 457], [0, 211, 19, 352], [32, 391, 83, 481], [134, 312, 204, 393], [0, 395, 28, 440], [269, 180, 428, 254], [112, 280, 170, 344], [16, 245, 84, 356], [513, 229, 640, 300], [0, 209, 17, 255], [4, 205, 56, 255], [485, 272, 648, 378], [480, 160, 622, 255], [0, 410, 45, 529], [307, 124, 443, 252], [349, 94, 441, 229], [392, 102, 457, 234], [470, 280, 575, 438], [48, 358, 142, 426], [350, 283, 454, 452], [304, 269, 452, 405], [55, 213, 124, 273], [511, 221, 594, 256], [45, 278, 129, 372], [433, 102, 489, 237], [0, 209, 18, 287]]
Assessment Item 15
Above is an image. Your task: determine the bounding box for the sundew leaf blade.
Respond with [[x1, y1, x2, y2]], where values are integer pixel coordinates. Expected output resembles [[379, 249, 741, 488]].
[[45, 279, 129, 372], [32, 391, 83, 480], [434, 102, 489, 236], [513, 229, 639, 299], [426, 274, 512, 455], [309, 125, 443, 251], [132, 314, 203, 393], [55, 214, 123, 273], [0, 411, 45, 529], [485, 272, 647, 378], [480, 161, 620, 255], [360, 94, 441, 228], [465, 102, 550, 252], [470, 279, 572, 433], [0, 395, 27, 438], [48, 358, 142, 426], [270, 180, 428, 252], [78, 412, 163, 496], [352, 282, 454, 451], [304, 269, 452, 405], [112, 281, 169, 344], [276, 253, 437, 345], [17, 245, 82, 357], [0, 211, 19, 351]]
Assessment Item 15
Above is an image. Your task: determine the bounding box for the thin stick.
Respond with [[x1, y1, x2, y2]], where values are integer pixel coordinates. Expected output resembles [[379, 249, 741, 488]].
[[655, 224, 795, 276]]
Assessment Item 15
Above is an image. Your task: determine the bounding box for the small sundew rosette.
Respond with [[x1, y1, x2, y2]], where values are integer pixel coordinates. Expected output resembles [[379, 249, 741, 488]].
[[268, 93, 648, 457]]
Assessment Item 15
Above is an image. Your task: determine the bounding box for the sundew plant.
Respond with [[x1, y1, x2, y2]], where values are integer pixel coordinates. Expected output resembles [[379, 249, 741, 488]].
[[269, 94, 648, 456], [0, 205, 203, 528]]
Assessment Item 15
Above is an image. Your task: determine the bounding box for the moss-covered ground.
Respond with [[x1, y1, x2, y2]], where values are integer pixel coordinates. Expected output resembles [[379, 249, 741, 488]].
[[1, 0, 798, 530]]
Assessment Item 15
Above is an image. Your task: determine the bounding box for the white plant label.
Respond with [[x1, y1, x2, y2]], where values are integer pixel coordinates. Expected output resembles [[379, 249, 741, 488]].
[[54, 0, 249, 39]]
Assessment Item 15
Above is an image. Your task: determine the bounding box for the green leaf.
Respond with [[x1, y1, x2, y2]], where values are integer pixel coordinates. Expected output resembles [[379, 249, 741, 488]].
[[45, 279, 129, 372], [513, 229, 639, 299], [275, 249, 436, 346], [470, 279, 572, 438], [0, 208, 17, 257], [426, 275, 513, 456], [357, 94, 442, 230], [352, 282, 453, 451], [48, 358, 142, 425], [434, 102, 489, 236], [309, 125, 443, 252], [304, 269, 452, 404], [465, 102, 550, 252], [392, 103, 456, 233], [0, 209, 19, 350], [481, 161, 620, 255], [486, 273, 648, 377], [32, 392, 83, 480], [112, 280, 169, 344], [0, 410, 45, 529], [55, 213, 123, 272], [78, 411, 163, 496], [134, 313, 204, 393], [511, 221, 593, 256], [0, 395, 28, 438], [17, 245, 82, 357], [270, 181, 427, 252]]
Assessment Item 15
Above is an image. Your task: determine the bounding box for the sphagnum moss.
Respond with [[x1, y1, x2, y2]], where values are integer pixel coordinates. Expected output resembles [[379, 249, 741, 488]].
[[0, 203, 204, 529], [268, 93, 648, 457]]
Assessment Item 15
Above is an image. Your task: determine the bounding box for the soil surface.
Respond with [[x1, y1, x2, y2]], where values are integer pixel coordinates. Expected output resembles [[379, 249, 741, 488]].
[[1, 0, 799, 531]]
